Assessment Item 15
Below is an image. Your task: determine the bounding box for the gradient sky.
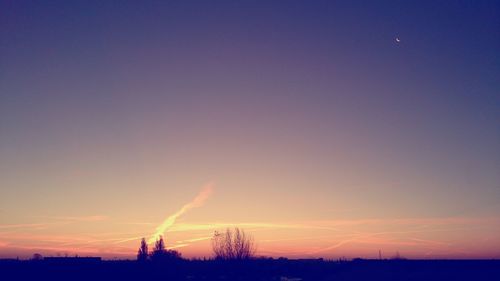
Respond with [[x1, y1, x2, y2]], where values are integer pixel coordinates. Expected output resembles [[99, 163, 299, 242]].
[[1, 0, 499, 259]]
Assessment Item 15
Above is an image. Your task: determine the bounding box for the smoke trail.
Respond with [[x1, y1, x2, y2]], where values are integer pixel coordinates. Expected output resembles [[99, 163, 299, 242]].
[[148, 183, 214, 244]]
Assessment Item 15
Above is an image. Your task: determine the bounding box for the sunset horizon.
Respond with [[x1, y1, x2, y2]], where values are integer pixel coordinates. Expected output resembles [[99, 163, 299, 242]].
[[1, 0, 499, 267], [2, 181, 499, 260]]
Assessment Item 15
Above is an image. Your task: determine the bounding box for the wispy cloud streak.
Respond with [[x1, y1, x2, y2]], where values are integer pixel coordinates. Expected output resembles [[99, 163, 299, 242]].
[[148, 183, 214, 244], [43, 215, 109, 222]]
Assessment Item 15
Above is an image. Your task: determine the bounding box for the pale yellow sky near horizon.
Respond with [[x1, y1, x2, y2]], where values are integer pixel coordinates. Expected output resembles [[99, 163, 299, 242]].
[[1, 183, 499, 259]]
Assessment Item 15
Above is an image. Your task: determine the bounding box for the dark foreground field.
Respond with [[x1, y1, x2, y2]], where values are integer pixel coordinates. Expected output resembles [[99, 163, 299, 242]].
[[1, 258, 499, 281]]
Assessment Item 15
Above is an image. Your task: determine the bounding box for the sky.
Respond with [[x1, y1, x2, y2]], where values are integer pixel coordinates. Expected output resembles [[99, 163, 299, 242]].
[[0, 0, 499, 259]]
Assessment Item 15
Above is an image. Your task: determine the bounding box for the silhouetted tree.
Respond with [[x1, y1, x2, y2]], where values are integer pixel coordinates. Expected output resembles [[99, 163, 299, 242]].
[[150, 236, 182, 262], [137, 238, 149, 261], [391, 251, 406, 260], [155, 236, 166, 252], [32, 253, 43, 261], [212, 227, 256, 260]]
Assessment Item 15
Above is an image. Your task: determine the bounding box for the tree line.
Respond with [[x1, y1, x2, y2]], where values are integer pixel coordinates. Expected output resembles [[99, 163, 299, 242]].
[[137, 228, 255, 261]]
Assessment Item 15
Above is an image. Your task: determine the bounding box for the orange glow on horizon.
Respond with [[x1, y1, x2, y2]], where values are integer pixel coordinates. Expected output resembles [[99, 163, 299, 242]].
[[1, 216, 499, 259]]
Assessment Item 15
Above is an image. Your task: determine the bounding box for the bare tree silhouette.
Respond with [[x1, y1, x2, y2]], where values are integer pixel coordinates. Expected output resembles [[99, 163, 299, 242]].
[[212, 228, 256, 260], [137, 238, 148, 261]]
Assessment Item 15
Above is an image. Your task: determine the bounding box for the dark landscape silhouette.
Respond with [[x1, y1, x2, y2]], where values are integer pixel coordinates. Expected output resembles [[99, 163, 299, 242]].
[[1, 228, 499, 281]]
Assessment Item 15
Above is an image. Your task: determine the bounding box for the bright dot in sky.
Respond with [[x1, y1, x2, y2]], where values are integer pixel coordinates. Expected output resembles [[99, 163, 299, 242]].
[[395, 37, 401, 43]]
